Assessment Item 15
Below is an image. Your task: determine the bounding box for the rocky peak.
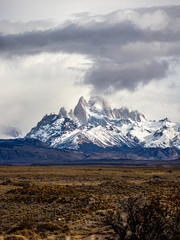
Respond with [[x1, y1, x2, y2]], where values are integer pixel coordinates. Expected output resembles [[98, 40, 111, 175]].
[[68, 109, 75, 119], [73, 96, 145, 124], [159, 118, 171, 123], [112, 107, 145, 122], [78, 96, 87, 107], [59, 107, 68, 118], [74, 96, 88, 124], [25, 95, 180, 152]]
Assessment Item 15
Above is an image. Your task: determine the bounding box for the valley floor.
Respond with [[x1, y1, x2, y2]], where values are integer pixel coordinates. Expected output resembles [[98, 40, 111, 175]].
[[0, 166, 179, 239]]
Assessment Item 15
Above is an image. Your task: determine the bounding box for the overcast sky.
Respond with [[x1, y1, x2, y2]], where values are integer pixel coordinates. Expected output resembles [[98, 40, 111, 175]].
[[0, 0, 180, 135]]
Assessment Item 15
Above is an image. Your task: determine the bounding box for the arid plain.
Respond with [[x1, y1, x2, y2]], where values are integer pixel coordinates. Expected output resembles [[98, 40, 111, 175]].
[[0, 166, 179, 240]]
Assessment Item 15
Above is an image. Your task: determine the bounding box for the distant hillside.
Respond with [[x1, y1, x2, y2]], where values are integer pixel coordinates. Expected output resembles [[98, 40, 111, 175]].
[[0, 138, 179, 166]]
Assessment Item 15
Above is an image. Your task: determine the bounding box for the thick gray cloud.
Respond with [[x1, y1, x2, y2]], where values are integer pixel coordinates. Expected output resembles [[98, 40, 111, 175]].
[[0, 5, 180, 92], [85, 60, 170, 92], [0, 21, 145, 56]]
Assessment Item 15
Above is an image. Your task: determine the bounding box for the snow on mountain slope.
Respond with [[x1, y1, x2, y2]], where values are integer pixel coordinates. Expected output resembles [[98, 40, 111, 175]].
[[26, 96, 180, 151]]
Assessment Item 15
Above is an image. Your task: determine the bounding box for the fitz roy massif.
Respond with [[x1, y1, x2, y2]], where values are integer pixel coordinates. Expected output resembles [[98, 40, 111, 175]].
[[27, 96, 180, 151], [0, 96, 180, 165]]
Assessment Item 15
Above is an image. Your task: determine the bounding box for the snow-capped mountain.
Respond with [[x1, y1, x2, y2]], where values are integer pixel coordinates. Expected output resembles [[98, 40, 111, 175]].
[[26, 96, 180, 153]]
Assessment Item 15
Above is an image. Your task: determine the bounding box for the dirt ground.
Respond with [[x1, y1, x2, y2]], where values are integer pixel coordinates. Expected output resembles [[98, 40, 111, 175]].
[[0, 165, 179, 239]]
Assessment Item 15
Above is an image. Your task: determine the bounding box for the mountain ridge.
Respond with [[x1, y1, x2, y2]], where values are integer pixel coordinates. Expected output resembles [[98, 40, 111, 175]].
[[26, 96, 180, 154], [0, 138, 179, 165], [0, 96, 179, 165]]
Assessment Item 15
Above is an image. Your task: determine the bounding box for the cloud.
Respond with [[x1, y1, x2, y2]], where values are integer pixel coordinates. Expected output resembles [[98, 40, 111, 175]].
[[0, 20, 56, 35], [0, 5, 180, 94], [0, 52, 91, 134], [85, 60, 170, 93]]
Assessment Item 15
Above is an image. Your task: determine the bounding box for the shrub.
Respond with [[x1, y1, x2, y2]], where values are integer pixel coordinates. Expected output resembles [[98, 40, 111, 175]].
[[104, 196, 180, 240], [16, 230, 41, 240], [37, 222, 62, 232]]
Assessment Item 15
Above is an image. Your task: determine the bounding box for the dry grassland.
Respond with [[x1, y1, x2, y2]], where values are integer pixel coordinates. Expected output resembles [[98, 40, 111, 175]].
[[0, 166, 179, 239]]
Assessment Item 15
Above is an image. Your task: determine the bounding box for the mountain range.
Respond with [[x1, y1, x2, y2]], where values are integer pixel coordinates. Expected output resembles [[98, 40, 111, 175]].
[[0, 96, 179, 165], [26, 96, 180, 151]]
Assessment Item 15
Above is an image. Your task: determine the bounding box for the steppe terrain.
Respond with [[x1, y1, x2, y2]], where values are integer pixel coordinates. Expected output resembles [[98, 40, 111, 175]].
[[0, 166, 179, 240]]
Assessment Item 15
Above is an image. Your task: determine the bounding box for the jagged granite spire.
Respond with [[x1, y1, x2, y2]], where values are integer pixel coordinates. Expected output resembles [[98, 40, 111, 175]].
[[74, 96, 88, 124], [59, 107, 68, 118]]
